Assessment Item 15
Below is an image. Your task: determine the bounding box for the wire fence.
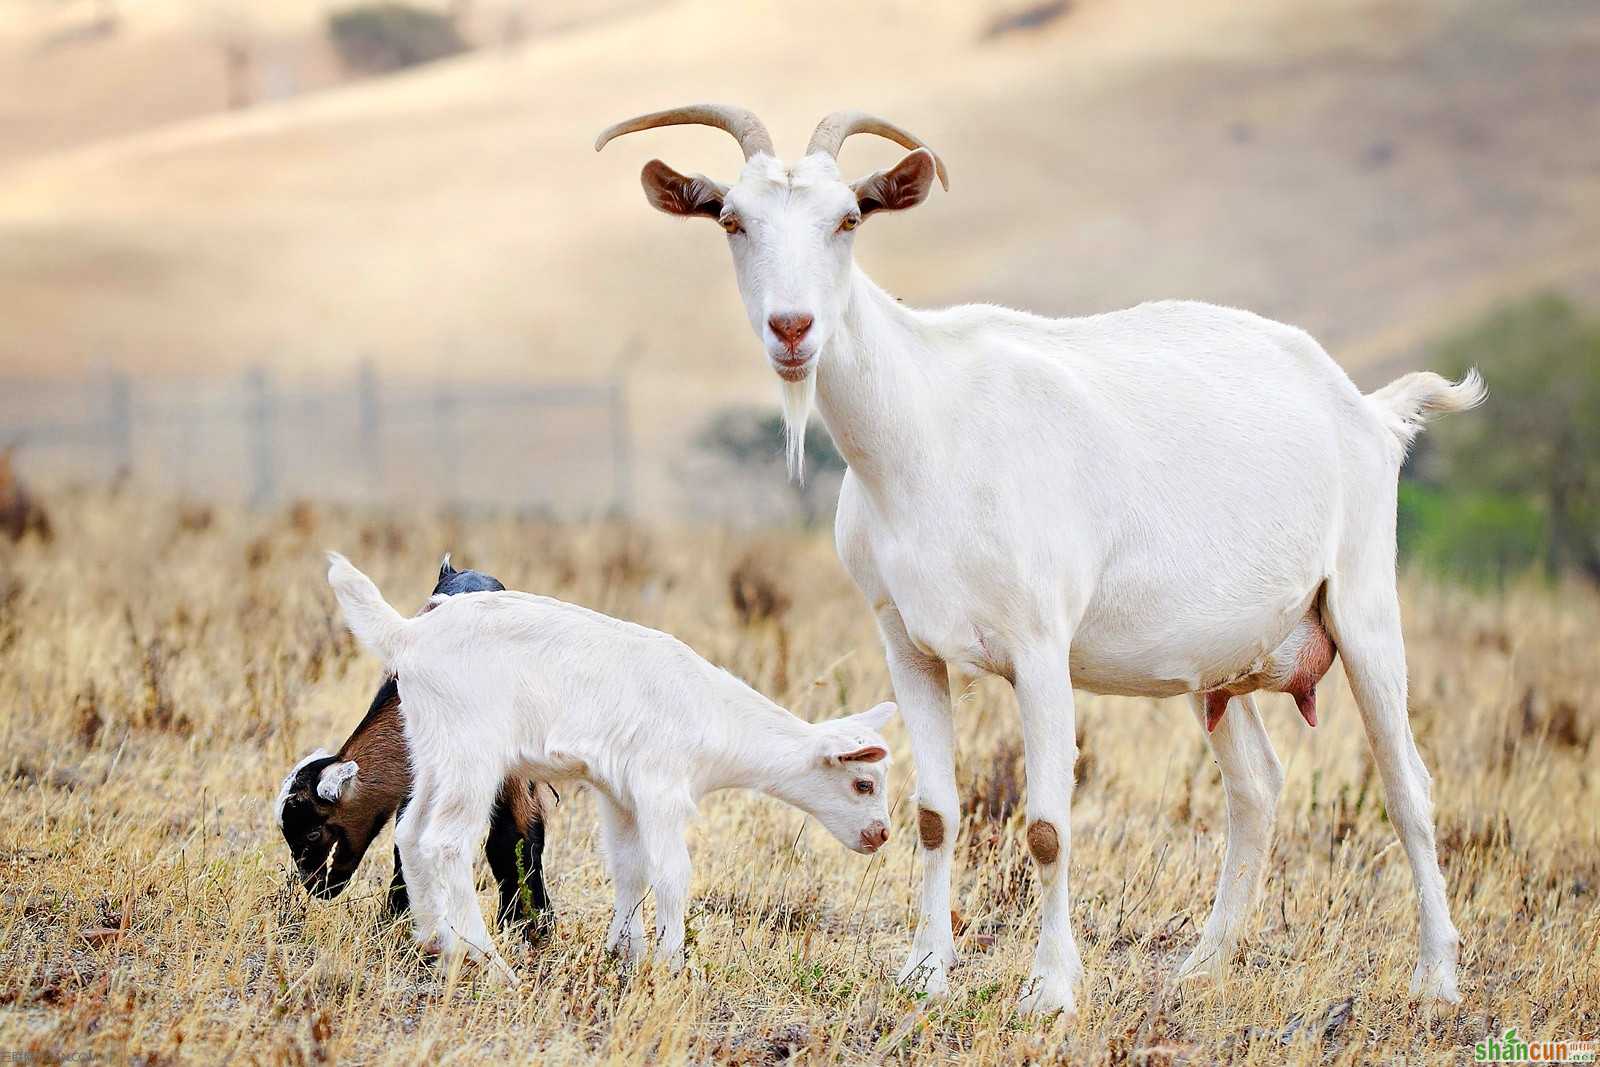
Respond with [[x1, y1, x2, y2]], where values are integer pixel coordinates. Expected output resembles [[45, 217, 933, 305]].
[[0, 362, 633, 516]]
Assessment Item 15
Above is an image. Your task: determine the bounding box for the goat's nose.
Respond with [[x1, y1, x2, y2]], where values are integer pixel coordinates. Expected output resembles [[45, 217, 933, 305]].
[[767, 312, 814, 351], [862, 823, 889, 850]]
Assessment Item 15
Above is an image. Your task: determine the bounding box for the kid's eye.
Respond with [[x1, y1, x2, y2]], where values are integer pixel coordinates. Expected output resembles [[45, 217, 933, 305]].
[[720, 214, 743, 235], [853, 779, 874, 796], [837, 214, 860, 233]]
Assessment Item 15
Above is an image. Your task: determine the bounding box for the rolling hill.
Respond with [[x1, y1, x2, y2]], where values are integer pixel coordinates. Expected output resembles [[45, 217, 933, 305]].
[[1, 0, 1597, 511]]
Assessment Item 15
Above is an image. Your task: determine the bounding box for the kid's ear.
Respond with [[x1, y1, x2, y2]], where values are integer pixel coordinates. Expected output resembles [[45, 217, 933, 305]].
[[831, 745, 888, 765], [316, 760, 358, 803]]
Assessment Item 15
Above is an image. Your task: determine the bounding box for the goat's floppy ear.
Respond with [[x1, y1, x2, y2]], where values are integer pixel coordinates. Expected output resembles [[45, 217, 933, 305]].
[[316, 760, 358, 803], [831, 744, 888, 765], [851, 149, 938, 219], [640, 159, 728, 219]]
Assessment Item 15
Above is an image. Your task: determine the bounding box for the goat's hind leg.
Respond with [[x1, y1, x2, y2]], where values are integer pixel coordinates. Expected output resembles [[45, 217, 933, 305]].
[[1175, 693, 1284, 983], [394, 768, 446, 956], [1325, 572, 1460, 1002], [418, 764, 516, 985]]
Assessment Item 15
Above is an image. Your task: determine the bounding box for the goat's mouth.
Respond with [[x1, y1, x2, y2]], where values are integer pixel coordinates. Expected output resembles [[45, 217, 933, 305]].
[[770, 353, 814, 382], [299, 866, 357, 899]]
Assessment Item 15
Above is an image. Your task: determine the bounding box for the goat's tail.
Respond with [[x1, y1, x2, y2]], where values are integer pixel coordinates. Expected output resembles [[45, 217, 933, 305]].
[[326, 552, 408, 668], [1364, 368, 1487, 452]]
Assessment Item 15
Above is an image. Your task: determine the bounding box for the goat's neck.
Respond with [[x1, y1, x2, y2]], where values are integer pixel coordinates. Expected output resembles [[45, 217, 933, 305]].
[[697, 700, 812, 793], [339, 699, 412, 814], [815, 267, 939, 496], [695, 702, 823, 807]]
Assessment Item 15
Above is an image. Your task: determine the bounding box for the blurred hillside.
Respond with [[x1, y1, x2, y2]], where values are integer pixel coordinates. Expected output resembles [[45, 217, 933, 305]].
[[1, 0, 1597, 514]]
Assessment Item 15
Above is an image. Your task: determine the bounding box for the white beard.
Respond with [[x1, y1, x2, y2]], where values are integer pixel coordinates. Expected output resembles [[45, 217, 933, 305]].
[[780, 372, 816, 483]]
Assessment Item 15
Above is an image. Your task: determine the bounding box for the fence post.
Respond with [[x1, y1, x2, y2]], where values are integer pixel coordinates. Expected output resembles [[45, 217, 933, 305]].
[[106, 371, 132, 476], [245, 366, 275, 509], [435, 382, 458, 508], [357, 361, 382, 496], [609, 374, 632, 517]]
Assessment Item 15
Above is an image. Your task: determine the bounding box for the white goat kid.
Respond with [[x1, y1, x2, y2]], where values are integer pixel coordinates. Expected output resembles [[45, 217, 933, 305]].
[[599, 104, 1485, 1016], [325, 554, 894, 980]]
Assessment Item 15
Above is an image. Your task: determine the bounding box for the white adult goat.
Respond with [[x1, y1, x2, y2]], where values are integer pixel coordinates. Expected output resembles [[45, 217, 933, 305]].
[[599, 104, 1485, 1016]]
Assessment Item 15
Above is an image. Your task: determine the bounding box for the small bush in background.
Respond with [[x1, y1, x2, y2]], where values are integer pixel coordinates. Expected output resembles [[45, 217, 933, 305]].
[[1398, 483, 1544, 585], [327, 3, 467, 75], [1406, 292, 1600, 583], [696, 408, 846, 527]]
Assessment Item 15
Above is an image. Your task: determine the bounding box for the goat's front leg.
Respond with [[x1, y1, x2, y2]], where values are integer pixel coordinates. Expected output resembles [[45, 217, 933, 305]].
[[638, 798, 694, 971], [1013, 647, 1082, 1017], [387, 843, 411, 919], [878, 607, 958, 997], [485, 779, 553, 940], [386, 797, 412, 919], [1175, 692, 1283, 983], [597, 795, 648, 963]]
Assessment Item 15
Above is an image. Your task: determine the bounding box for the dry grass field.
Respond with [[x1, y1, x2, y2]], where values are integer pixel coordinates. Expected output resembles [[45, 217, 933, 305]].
[[0, 490, 1596, 1063]]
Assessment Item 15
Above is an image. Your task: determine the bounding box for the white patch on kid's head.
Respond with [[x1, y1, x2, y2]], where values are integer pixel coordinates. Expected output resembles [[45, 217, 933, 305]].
[[275, 748, 332, 826], [781, 372, 816, 482], [316, 760, 359, 803]]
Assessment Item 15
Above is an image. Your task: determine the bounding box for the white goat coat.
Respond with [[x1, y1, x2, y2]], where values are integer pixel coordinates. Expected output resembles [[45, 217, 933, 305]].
[[830, 294, 1370, 694], [358, 590, 838, 802]]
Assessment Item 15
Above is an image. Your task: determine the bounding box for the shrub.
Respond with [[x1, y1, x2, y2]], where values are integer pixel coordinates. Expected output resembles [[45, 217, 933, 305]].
[[696, 408, 845, 526], [327, 4, 466, 75], [1397, 483, 1545, 585], [1415, 292, 1600, 581]]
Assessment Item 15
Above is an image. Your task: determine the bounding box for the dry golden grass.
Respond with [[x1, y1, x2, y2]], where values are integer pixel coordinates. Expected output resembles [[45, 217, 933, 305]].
[[1, 490, 1596, 1064]]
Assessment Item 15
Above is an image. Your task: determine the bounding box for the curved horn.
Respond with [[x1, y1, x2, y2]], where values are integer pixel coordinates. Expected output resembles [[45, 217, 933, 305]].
[[595, 104, 774, 161], [806, 110, 949, 190]]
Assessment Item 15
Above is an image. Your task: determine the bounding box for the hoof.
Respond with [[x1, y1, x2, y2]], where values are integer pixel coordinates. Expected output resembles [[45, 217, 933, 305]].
[[483, 953, 520, 989], [1016, 972, 1077, 1018], [1410, 959, 1461, 1004], [897, 952, 952, 999], [605, 926, 646, 965], [1173, 941, 1229, 984]]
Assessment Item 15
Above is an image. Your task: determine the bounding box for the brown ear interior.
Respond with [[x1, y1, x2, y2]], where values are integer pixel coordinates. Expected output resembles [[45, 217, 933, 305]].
[[640, 159, 727, 219], [851, 150, 936, 218], [838, 745, 888, 764]]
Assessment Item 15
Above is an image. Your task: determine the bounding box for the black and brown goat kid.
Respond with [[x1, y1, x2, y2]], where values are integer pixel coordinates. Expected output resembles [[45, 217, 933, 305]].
[[276, 557, 553, 938]]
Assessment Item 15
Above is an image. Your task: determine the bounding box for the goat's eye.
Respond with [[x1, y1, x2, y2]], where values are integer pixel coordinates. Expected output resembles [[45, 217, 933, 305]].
[[838, 214, 860, 233], [853, 779, 874, 796], [720, 215, 743, 235], [305, 828, 325, 844]]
